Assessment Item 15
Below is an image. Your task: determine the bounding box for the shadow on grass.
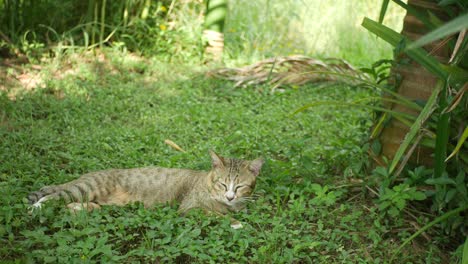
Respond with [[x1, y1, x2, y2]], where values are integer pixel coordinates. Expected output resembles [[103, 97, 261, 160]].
[[0, 51, 450, 263]]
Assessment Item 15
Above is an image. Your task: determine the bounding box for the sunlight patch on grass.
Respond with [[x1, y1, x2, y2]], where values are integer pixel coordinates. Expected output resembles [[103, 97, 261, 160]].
[[225, 0, 405, 66], [0, 49, 449, 262]]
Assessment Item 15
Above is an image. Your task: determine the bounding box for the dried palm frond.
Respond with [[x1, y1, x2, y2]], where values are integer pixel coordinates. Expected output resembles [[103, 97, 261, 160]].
[[206, 55, 371, 91]]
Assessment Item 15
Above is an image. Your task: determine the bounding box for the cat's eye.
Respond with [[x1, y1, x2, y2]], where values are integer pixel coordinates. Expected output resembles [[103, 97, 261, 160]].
[[219, 182, 227, 191], [234, 185, 243, 192]]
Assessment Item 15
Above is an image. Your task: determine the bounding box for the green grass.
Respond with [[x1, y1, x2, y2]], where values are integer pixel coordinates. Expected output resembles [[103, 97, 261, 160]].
[[0, 51, 450, 263], [0, 0, 462, 262]]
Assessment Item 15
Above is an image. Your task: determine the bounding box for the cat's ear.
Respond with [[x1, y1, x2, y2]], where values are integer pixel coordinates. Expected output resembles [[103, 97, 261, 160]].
[[249, 158, 264, 177], [209, 150, 225, 168]]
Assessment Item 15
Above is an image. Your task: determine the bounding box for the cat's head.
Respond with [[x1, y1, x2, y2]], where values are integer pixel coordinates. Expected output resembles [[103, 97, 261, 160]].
[[208, 151, 264, 209]]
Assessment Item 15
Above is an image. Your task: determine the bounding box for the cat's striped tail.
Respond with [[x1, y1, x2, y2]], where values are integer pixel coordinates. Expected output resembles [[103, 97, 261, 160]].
[[28, 183, 92, 207]]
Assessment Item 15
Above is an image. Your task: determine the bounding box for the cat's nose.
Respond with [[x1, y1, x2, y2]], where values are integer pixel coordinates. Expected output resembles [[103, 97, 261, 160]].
[[225, 191, 235, 201]]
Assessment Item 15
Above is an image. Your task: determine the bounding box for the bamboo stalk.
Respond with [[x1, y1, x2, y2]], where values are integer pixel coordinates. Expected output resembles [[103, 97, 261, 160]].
[[123, 0, 129, 28], [86, 0, 96, 44], [92, 0, 98, 46], [100, 0, 107, 49], [140, 0, 151, 19]]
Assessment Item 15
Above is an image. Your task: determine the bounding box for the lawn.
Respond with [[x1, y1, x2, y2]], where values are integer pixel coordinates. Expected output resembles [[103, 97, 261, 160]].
[[1, 0, 462, 262], [0, 51, 450, 263]]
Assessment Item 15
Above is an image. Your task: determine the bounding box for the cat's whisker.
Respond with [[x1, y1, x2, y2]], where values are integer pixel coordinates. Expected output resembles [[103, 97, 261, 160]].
[[237, 197, 257, 203]]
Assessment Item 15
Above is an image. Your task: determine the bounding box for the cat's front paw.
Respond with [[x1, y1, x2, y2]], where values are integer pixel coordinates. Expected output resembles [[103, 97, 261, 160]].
[[27, 197, 47, 214], [230, 221, 243, 229], [67, 202, 101, 213]]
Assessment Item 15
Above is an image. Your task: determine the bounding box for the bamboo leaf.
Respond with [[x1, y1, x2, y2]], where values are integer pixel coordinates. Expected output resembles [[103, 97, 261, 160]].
[[296, 74, 422, 109], [393, 133, 425, 179], [390, 0, 438, 29], [379, 0, 390, 24], [438, 0, 458, 6], [406, 13, 468, 50], [370, 113, 388, 139], [362, 17, 448, 80], [444, 83, 468, 113], [449, 29, 466, 64], [440, 65, 468, 84], [353, 96, 422, 111], [462, 235, 468, 264], [294, 100, 416, 122], [434, 81, 450, 179], [390, 205, 468, 263], [386, 81, 443, 175], [445, 126, 468, 162]]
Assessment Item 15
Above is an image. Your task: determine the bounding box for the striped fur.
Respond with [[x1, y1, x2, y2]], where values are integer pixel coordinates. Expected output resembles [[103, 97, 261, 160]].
[[28, 151, 264, 216]]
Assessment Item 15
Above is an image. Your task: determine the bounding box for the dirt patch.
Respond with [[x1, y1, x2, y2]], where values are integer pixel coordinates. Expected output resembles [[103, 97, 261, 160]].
[[0, 50, 149, 100], [1, 57, 45, 99]]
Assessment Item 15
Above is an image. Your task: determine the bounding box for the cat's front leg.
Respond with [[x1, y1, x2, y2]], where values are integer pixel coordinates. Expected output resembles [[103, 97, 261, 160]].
[[229, 219, 243, 229], [67, 202, 101, 213], [205, 209, 244, 229], [178, 200, 244, 229]]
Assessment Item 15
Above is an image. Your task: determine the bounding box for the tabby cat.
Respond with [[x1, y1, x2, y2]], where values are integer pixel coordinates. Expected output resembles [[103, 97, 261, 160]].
[[28, 151, 264, 228]]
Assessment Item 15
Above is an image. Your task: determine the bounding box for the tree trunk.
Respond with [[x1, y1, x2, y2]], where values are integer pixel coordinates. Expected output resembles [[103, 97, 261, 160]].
[[378, 0, 451, 165]]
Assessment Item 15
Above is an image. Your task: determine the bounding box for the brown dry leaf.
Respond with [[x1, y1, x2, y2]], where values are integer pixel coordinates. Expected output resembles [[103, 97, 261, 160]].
[[164, 139, 186, 153], [444, 82, 467, 114], [207, 55, 370, 91]]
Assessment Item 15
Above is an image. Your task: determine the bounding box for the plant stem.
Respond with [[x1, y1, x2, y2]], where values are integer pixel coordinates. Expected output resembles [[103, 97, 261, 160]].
[[100, 0, 107, 50], [390, 205, 468, 263]]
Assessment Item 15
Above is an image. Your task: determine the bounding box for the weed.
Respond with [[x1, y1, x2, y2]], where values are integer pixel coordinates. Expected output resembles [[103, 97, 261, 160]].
[[377, 183, 426, 218]]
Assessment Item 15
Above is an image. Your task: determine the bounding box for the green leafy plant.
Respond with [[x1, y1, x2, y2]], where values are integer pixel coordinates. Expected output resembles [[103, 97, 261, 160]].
[[377, 183, 426, 218], [292, 1, 466, 260], [425, 171, 468, 211], [362, 2, 468, 176], [308, 184, 342, 206], [0, 0, 204, 59], [2, 48, 448, 262], [361, 0, 468, 260]]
